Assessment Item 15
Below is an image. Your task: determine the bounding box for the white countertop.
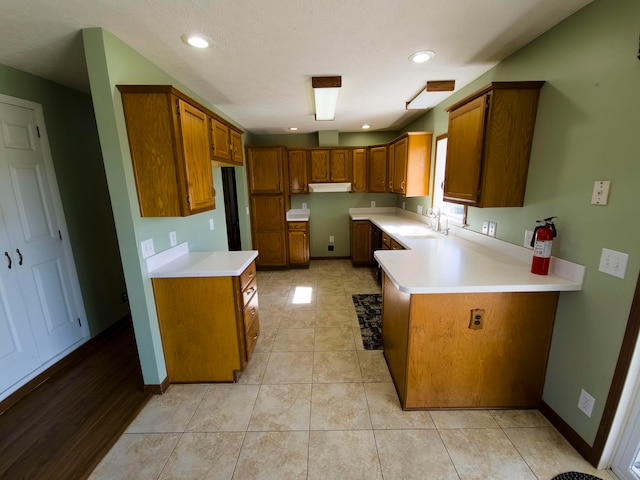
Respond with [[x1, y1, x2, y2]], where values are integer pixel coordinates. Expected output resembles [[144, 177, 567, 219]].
[[351, 209, 584, 294], [146, 242, 258, 278], [286, 208, 310, 222]]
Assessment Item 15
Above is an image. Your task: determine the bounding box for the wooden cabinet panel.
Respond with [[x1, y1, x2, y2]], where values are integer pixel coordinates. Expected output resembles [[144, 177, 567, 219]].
[[250, 196, 285, 231], [330, 149, 350, 182], [210, 117, 231, 161], [288, 221, 309, 267], [118, 87, 215, 217], [351, 148, 367, 193], [444, 82, 544, 207], [310, 150, 330, 182], [288, 150, 308, 194], [243, 291, 260, 360], [247, 147, 286, 193], [350, 220, 372, 266], [230, 129, 244, 165], [368, 146, 387, 193], [389, 132, 432, 197], [381, 272, 559, 409]]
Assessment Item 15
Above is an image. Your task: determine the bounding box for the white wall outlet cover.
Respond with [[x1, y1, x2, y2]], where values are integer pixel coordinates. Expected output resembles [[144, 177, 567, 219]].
[[482, 220, 489, 235], [488, 221, 497, 237], [302, 202, 307, 210], [524, 230, 534, 249], [591, 180, 611, 205], [140, 238, 155, 259], [329, 235, 335, 243], [599, 248, 629, 279], [417, 205, 423, 214], [246, 206, 250, 215], [578, 388, 595, 417], [371, 201, 376, 208], [209, 218, 215, 230], [169, 231, 177, 247]]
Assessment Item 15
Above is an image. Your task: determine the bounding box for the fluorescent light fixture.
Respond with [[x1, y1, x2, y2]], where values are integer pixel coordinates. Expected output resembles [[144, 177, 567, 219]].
[[312, 76, 341, 121], [288, 127, 298, 131], [406, 80, 456, 110], [181, 34, 210, 48], [409, 50, 435, 63], [361, 124, 371, 130]]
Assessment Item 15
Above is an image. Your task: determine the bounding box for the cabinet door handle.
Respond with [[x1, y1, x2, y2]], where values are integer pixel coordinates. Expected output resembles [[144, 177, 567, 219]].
[[252, 333, 259, 340], [250, 308, 257, 316], [246, 287, 256, 295], [16, 249, 23, 266], [401, 181, 405, 191], [4, 252, 11, 269]]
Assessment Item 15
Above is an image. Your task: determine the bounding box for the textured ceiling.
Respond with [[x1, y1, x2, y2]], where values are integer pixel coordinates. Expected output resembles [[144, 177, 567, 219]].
[[0, 0, 593, 135]]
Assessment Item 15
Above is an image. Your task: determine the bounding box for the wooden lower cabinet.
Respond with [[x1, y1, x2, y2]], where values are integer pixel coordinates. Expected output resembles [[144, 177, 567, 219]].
[[382, 273, 559, 409], [351, 220, 372, 266], [152, 261, 259, 383], [288, 221, 310, 267]]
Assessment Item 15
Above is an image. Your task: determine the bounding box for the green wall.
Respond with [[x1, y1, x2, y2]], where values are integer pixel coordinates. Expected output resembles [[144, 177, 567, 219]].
[[82, 28, 248, 385], [404, 0, 640, 445], [0, 63, 128, 336]]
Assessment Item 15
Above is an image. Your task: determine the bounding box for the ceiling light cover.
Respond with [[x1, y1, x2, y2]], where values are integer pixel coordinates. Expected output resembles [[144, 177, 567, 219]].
[[312, 76, 342, 121], [181, 34, 209, 48], [409, 51, 435, 63], [361, 124, 371, 129]]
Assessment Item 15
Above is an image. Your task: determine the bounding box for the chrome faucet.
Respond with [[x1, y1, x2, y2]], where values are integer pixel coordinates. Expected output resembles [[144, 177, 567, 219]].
[[426, 207, 449, 235]]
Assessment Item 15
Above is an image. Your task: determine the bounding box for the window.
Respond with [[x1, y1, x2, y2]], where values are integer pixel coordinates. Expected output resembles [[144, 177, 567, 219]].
[[432, 134, 466, 226]]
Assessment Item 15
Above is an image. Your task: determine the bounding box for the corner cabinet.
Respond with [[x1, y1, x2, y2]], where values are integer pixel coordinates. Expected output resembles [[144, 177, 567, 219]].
[[152, 261, 260, 383], [389, 132, 432, 197], [443, 81, 544, 207], [118, 85, 215, 217]]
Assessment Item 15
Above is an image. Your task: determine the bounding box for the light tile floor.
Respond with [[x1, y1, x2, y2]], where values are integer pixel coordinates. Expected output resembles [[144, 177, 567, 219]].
[[90, 259, 615, 480]]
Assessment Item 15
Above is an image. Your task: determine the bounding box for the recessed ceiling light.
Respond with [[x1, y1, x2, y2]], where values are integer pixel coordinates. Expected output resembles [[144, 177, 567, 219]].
[[181, 34, 210, 49], [361, 124, 371, 130], [409, 50, 435, 63], [288, 127, 298, 131]]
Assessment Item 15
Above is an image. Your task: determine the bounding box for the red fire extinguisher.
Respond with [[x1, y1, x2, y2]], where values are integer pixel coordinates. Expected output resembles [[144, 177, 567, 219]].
[[530, 217, 557, 275]]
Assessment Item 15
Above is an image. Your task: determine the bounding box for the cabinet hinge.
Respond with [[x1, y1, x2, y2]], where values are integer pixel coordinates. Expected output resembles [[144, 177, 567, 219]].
[[36, 126, 41, 138], [77, 318, 82, 327]]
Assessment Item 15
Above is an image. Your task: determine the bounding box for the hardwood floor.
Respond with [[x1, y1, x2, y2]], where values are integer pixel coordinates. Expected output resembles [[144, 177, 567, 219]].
[[0, 317, 151, 480]]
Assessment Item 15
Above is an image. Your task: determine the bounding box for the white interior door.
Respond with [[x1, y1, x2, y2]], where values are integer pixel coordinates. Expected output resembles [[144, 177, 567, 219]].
[[0, 96, 86, 371]]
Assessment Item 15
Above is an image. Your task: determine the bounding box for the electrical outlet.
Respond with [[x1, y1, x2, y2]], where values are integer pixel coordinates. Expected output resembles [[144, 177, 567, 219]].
[[169, 231, 177, 247], [591, 180, 611, 205], [328, 245, 334, 251], [140, 238, 154, 259], [371, 201, 376, 208], [482, 220, 489, 235], [402, 201, 406, 210], [329, 235, 335, 243], [417, 205, 423, 215], [524, 230, 534, 248], [599, 248, 629, 279], [121, 291, 128, 303], [209, 218, 215, 230], [469, 309, 485, 330], [302, 202, 307, 210], [578, 389, 595, 417], [488, 221, 497, 237]]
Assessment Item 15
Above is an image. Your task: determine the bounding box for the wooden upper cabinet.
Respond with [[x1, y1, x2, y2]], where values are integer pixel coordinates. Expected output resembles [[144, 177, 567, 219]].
[[246, 146, 286, 194], [310, 148, 350, 183], [351, 148, 367, 193], [310, 150, 330, 182], [118, 85, 215, 217], [368, 146, 387, 193], [288, 150, 308, 194], [210, 117, 244, 166], [389, 132, 432, 197], [444, 81, 544, 207]]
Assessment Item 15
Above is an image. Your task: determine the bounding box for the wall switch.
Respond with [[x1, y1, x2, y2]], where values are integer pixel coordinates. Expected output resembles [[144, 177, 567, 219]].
[[524, 230, 534, 248], [402, 201, 406, 210], [329, 235, 335, 243], [599, 248, 629, 279], [302, 202, 307, 210], [246, 206, 250, 215], [488, 221, 497, 237], [591, 180, 611, 205], [169, 231, 177, 247], [482, 220, 489, 235], [578, 389, 595, 417], [140, 238, 155, 259], [417, 205, 423, 215], [209, 218, 215, 230], [371, 201, 376, 208]]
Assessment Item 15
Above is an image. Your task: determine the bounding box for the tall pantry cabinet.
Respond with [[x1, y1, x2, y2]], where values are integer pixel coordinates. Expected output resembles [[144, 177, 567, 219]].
[[246, 146, 289, 268]]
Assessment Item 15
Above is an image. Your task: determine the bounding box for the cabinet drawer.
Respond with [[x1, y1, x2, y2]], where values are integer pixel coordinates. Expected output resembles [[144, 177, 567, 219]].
[[242, 277, 258, 307], [244, 309, 260, 361], [243, 292, 260, 332], [240, 261, 256, 291], [382, 232, 391, 248], [288, 221, 308, 231], [391, 239, 405, 250]]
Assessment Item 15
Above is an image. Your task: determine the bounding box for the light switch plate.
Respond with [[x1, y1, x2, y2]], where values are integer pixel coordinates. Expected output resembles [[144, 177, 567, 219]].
[[599, 248, 629, 279], [140, 238, 155, 259], [417, 205, 423, 215], [169, 231, 177, 247], [488, 221, 497, 238], [591, 180, 611, 205], [209, 218, 215, 230], [524, 230, 534, 249], [302, 202, 307, 210]]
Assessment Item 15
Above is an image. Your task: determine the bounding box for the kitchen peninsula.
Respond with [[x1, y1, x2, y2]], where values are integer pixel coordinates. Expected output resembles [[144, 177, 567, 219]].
[[350, 209, 584, 410]]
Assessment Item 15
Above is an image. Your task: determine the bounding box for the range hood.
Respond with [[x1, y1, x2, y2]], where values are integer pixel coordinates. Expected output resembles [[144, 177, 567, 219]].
[[308, 182, 352, 193]]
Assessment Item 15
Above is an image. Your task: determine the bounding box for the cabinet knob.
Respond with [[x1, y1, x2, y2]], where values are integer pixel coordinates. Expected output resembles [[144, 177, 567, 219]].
[[250, 308, 257, 316], [247, 287, 256, 295], [252, 333, 259, 340]]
